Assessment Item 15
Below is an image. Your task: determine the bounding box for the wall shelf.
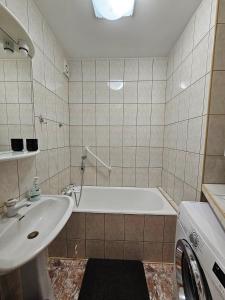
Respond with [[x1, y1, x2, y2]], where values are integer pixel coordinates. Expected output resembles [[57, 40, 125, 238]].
[[0, 3, 35, 58], [0, 150, 40, 162]]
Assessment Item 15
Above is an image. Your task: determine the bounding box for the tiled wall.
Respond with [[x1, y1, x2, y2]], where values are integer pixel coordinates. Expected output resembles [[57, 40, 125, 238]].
[[0, 0, 70, 208], [204, 0, 225, 183], [162, 0, 218, 205], [69, 58, 167, 188], [0, 58, 33, 152], [49, 213, 177, 263]]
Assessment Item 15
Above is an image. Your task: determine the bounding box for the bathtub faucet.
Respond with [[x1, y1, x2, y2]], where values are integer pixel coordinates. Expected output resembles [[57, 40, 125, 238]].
[[62, 185, 73, 197]]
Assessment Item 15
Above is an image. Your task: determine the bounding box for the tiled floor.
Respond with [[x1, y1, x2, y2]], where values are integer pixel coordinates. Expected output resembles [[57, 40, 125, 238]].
[[49, 258, 175, 300]]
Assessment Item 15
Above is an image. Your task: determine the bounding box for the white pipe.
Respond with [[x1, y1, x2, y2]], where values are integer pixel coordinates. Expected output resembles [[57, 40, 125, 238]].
[[85, 146, 112, 171]]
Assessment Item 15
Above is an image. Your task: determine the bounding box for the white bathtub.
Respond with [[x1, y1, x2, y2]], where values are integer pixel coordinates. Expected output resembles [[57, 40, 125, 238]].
[[71, 186, 176, 215]]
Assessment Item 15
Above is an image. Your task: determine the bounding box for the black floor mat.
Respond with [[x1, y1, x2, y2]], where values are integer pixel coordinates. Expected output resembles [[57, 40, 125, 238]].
[[78, 258, 150, 300]]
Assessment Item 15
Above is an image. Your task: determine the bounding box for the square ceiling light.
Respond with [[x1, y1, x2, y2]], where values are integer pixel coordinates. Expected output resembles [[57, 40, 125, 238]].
[[92, 0, 135, 21]]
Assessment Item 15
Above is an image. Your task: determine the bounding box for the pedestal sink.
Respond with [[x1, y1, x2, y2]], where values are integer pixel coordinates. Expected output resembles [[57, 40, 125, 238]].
[[0, 195, 74, 299]]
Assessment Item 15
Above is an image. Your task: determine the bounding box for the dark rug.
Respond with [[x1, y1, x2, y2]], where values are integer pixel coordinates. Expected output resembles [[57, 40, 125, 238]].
[[78, 258, 150, 300]]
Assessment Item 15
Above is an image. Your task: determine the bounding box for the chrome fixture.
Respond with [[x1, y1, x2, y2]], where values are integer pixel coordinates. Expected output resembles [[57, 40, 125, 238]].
[[3, 39, 14, 53], [39, 115, 47, 125], [85, 146, 112, 171], [107, 81, 123, 91], [62, 185, 73, 197], [62, 154, 87, 207], [176, 239, 209, 299], [73, 153, 87, 207], [18, 40, 29, 56], [0, 4, 35, 58], [5, 198, 31, 218]]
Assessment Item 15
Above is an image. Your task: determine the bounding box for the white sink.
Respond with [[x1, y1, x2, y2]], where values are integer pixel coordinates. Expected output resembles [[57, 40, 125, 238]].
[[0, 195, 73, 275]]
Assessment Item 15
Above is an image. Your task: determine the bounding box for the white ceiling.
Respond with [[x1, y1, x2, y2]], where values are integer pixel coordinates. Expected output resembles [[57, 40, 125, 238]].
[[34, 0, 202, 59]]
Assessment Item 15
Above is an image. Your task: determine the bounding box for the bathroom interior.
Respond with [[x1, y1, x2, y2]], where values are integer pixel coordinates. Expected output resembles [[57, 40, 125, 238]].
[[0, 0, 225, 299]]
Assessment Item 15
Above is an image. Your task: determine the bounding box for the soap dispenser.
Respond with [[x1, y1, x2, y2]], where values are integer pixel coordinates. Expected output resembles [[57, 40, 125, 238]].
[[28, 177, 41, 201]]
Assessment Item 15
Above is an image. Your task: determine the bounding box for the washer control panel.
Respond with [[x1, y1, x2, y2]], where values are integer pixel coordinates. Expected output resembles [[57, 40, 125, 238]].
[[213, 262, 225, 297]]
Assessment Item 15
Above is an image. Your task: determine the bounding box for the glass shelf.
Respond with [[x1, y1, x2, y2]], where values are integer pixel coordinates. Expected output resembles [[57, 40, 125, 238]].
[[0, 150, 40, 162]]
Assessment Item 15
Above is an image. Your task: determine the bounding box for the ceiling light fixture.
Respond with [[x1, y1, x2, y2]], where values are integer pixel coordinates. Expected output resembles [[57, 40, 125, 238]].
[[92, 0, 135, 21], [107, 81, 124, 91]]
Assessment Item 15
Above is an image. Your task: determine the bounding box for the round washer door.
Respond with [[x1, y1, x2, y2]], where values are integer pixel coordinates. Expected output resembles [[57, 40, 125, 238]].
[[176, 239, 212, 300]]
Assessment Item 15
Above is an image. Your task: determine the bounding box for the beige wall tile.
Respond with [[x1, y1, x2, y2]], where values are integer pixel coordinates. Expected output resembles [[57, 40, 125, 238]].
[[86, 213, 104, 239], [0, 1, 69, 216], [122, 168, 135, 187], [162, 0, 217, 199], [86, 240, 105, 258], [96, 167, 110, 186], [49, 174, 59, 194], [143, 242, 163, 262], [18, 157, 36, 195], [204, 155, 225, 183], [214, 24, 225, 70], [124, 241, 143, 260], [210, 71, 225, 114], [144, 216, 164, 242], [69, 57, 166, 188], [105, 214, 124, 241], [125, 215, 144, 241], [0, 160, 19, 205], [206, 115, 225, 155], [67, 239, 86, 259], [163, 243, 175, 263], [218, 0, 225, 23], [105, 241, 124, 259], [48, 238, 67, 257], [135, 168, 148, 188], [67, 213, 85, 239], [40, 180, 50, 194], [164, 216, 177, 243]]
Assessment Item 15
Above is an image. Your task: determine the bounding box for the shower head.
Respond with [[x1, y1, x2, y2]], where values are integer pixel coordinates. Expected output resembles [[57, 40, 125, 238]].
[[81, 154, 86, 171]]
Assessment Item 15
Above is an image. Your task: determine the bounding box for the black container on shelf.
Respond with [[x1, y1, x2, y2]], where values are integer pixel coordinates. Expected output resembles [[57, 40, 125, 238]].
[[11, 139, 24, 151], [26, 139, 38, 152]]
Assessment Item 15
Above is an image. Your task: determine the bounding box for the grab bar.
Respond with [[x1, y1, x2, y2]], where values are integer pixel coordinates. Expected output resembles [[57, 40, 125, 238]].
[[85, 146, 112, 171]]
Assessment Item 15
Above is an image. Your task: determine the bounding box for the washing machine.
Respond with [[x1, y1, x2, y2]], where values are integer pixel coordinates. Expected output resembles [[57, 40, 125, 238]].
[[175, 202, 225, 300]]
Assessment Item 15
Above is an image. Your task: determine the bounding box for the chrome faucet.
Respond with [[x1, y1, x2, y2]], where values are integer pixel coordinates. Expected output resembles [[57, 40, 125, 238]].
[[5, 199, 31, 218], [62, 186, 73, 197]]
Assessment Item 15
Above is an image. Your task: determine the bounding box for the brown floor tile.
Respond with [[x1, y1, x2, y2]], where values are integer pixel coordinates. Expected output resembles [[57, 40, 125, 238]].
[[48, 258, 175, 300]]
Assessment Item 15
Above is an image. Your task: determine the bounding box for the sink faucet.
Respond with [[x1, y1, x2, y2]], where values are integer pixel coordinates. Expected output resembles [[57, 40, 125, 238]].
[[5, 199, 31, 218]]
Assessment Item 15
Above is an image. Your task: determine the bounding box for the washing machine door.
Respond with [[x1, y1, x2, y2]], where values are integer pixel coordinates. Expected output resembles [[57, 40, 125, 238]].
[[176, 239, 212, 300]]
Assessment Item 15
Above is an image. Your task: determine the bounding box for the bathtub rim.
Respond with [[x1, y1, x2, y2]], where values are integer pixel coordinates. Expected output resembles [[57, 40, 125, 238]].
[[71, 186, 177, 216]]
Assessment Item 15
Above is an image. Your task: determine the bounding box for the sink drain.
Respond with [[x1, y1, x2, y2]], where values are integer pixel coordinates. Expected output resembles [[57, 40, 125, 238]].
[[27, 231, 39, 239]]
